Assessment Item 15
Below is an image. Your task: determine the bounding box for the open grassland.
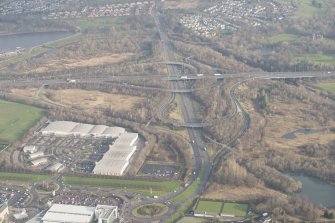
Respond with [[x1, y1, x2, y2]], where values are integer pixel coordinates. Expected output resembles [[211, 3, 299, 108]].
[[63, 176, 181, 196], [294, 54, 334, 65], [0, 99, 43, 144], [44, 89, 144, 112], [222, 202, 248, 217], [293, 0, 327, 18], [267, 33, 303, 44], [28, 53, 134, 73], [68, 17, 123, 31], [0, 172, 50, 184], [195, 200, 222, 213], [315, 82, 335, 93]]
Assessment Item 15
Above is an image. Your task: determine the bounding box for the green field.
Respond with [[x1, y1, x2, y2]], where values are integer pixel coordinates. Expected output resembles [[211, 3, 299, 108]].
[[294, 0, 326, 18], [0, 172, 51, 184], [267, 33, 303, 44], [221, 202, 248, 217], [316, 82, 335, 93], [0, 99, 43, 145], [294, 54, 334, 65], [195, 200, 223, 213], [170, 178, 200, 203], [177, 217, 208, 223], [63, 176, 181, 196]]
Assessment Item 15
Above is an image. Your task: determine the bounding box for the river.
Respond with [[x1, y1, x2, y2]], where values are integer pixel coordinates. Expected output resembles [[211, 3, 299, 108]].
[[0, 31, 74, 51], [290, 174, 335, 208]]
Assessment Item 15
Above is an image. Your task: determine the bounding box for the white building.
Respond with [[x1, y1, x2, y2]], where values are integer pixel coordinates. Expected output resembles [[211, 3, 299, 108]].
[[0, 202, 9, 223], [71, 123, 94, 136], [41, 204, 95, 223], [101, 127, 126, 138], [40, 121, 125, 138], [23, 145, 37, 153], [41, 121, 78, 136], [29, 151, 44, 160], [13, 209, 28, 221], [31, 158, 48, 166], [95, 205, 118, 223], [114, 133, 138, 146], [93, 133, 138, 176]]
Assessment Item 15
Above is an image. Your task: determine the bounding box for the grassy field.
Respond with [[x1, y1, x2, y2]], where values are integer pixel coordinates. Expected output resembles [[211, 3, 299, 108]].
[[221, 202, 248, 217], [68, 17, 122, 31], [0, 99, 43, 145], [177, 217, 208, 223], [294, 54, 334, 65], [294, 0, 326, 18], [0, 172, 51, 184], [315, 82, 335, 93], [267, 33, 302, 44], [44, 33, 82, 48], [195, 200, 223, 213], [63, 176, 181, 196]]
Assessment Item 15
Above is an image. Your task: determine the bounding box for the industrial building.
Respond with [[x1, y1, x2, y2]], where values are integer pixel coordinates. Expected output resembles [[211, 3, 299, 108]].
[[95, 205, 118, 223], [31, 158, 48, 166], [39, 204, 118, 223], [13, 209, 29, 221], [29, 151, 44, 159], [23, 145, 37, 153], [114, 133, 138, 146], [93, 133, 138, 176], [41, 121, 125, 138]]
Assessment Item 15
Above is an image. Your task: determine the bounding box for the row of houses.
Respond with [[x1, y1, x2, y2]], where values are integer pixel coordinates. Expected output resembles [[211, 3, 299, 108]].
[[46, 1, 155, 20], [180, 0, 298, 37]]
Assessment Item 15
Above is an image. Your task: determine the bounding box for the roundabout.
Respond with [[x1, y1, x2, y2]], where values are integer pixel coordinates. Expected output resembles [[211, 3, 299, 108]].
[[132, 203, 169, 218]]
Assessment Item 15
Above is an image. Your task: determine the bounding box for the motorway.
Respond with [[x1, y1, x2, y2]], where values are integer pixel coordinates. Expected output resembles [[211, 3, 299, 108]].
[[0, 13, 334, 223], [154, 8, 211, 204]]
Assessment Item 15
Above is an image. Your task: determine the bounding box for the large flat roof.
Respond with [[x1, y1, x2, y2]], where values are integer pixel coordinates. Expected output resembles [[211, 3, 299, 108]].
[[40, 121, 126, 138], [114, 133, 138, 146], [42, 204, 95, 223]]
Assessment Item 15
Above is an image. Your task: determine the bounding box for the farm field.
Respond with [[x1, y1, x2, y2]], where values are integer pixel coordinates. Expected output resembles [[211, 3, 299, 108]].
[[0, 99, 43, 145], [63, 176, 181, 196]]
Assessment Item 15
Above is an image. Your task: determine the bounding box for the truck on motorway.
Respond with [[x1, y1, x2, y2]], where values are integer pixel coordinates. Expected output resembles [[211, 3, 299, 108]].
[[214, 73, 222, 76], [180, 76, 188, 79]]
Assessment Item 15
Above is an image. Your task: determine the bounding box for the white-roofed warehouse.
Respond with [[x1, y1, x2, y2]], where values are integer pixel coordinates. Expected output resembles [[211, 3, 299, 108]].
[[114, 133, 138, 146], [71, 123, 94, 136], [93, 133, 138, 176], [41, 121, 78, 135], [40, 121, 125, 138], [41, 204, 95, 223]]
